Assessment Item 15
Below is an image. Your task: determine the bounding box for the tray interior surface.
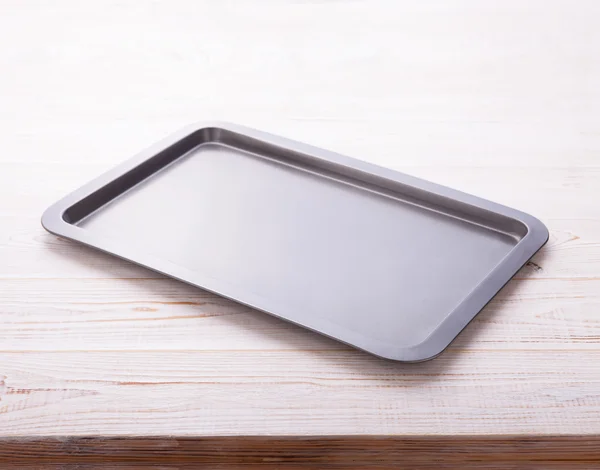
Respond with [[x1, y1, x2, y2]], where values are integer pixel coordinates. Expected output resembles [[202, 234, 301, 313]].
[[68, 129, 523, 348]]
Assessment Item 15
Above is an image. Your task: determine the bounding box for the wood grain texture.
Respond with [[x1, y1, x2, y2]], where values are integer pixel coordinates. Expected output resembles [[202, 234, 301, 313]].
[[1, 0, 600, 452], [1, 437, 600, 469]]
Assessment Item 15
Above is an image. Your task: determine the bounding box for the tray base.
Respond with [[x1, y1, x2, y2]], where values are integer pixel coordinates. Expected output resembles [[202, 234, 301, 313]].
[[76, 133, 517, 348]]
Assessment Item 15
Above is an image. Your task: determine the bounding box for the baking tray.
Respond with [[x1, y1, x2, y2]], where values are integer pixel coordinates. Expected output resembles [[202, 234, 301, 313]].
[[42, 122, 548, 362]]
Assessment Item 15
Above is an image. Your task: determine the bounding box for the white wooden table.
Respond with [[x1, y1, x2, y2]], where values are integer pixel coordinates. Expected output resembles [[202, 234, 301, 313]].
[[1, 1, 599, 466]]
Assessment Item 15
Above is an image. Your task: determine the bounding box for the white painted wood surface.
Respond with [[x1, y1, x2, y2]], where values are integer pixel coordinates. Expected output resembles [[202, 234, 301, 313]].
[[1, 0, 599, 436]]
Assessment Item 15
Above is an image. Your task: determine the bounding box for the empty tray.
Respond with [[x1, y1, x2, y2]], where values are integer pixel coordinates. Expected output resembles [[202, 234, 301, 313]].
[[42, 122, 548, 362]]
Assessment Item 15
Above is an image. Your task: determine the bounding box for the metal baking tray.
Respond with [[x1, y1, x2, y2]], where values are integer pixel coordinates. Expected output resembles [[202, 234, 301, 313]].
[[42, 122, 548, 362]]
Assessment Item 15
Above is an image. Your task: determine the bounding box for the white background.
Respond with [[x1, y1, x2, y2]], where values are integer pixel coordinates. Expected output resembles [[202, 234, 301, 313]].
[[1, 0, 599, 435]]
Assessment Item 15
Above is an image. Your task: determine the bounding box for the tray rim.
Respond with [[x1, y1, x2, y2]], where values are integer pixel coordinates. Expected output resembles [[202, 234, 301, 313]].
[[42, 121, 549, 362]]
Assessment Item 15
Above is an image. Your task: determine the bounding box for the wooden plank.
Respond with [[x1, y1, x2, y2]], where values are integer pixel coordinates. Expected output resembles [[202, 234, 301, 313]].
[[0, 436, 599, 469], [1, 350, 599, 436]]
